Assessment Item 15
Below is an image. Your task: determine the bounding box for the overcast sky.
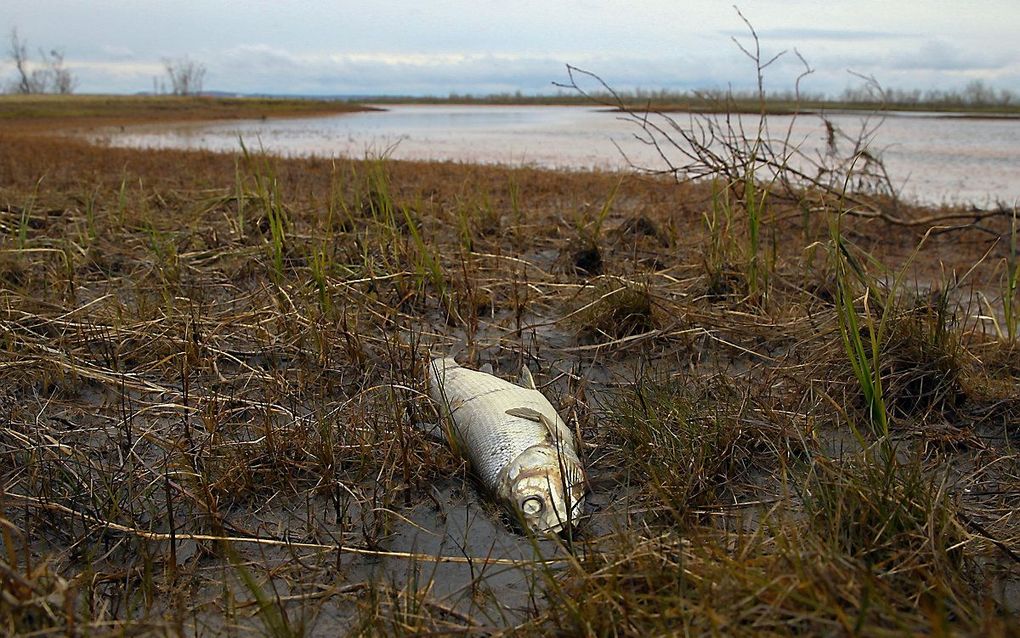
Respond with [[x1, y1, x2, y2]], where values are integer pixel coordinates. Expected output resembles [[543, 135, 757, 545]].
[[3, 1, 1018, 97]]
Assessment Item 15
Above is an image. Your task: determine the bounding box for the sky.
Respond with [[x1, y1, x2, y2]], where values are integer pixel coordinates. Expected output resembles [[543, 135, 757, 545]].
[[2, 1, 1018, 97]]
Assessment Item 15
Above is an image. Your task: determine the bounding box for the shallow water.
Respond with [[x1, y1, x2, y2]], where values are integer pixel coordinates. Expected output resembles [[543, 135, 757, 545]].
[[91, 104, 1020, 207]]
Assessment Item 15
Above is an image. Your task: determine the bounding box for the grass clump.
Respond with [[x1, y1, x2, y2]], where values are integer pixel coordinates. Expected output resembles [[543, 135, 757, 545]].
[[569, 281, 660, 345], [0, 556, 74, 636], [602, 375, 791, 522], [831, 230, 966, 434], [802, 449, 968, 584], [875, 297, 966, 421], [561, 179, 620, 277], [544, 507, 1002, 637], [700, 176, 778, 304]]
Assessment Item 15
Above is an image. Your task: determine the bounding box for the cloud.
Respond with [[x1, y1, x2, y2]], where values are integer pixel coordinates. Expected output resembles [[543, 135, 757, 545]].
[[20, 40, 1019, 97], [4, 0, 1020, 96], [723, 27, 912, 41], [99, 45, 137, 60], [171, 47, 904, 96], [885, 40, 1012, 72], [211, 47, 579, 94], [72, 60, 164, 78], [199, 43, 808, 96]]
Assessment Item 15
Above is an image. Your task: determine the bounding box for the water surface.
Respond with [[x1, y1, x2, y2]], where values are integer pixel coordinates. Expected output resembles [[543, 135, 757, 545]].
[[92, 104, 1020, 206]]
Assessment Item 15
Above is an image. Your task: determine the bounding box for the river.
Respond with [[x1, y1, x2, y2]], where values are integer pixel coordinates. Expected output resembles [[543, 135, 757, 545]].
[[89, 104, 1020, 207]]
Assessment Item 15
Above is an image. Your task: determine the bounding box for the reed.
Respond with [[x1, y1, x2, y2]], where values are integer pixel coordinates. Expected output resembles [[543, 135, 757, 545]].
[[832, 218, 891, 438], [1005, 206, 1019, 342]]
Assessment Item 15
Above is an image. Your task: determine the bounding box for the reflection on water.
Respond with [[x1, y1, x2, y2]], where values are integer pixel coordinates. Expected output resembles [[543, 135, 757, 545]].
[[91, 104, 1020, 206]]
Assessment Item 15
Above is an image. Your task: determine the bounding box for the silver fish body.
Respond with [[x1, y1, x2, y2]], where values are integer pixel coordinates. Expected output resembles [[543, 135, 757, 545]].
[[427, 357, 586, 533]]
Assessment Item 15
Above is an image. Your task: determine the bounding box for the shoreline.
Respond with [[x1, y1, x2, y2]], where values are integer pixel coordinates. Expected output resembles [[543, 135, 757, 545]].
[[5, 93, 1019, 128], [0, 94, 380, 133], [22, 97, 1012, 212]]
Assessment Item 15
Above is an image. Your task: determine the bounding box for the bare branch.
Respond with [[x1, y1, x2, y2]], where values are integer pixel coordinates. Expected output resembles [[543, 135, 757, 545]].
[[43, 48, 77, 94], [163, 57, 207, 96], [6, 29, 78, 94], [9, 28, 34, 94], [554, 11, 990, 226]]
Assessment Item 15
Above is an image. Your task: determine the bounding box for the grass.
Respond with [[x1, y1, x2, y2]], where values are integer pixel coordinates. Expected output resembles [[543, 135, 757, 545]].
[[0, 94, 375, 127], [0, 98, 1018, 636], [569, 280, 661, 345], [832, 221, 893, 437], [600, 374, 796, 523], [1004, 206, 1019, 342]]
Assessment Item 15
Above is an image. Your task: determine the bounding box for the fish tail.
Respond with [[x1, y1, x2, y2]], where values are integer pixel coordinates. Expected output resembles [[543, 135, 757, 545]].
[[428, 356, 460, 390], [430, 356, 460, 372]]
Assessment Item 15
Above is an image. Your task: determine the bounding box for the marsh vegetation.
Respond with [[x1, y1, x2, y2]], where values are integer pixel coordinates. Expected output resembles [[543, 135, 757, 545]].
[[0, 93, 1018, 636]]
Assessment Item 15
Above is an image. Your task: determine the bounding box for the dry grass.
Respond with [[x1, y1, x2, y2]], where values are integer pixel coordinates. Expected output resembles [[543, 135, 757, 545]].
[[0, 103, 1018, 636], [0, 94, 375, 135]]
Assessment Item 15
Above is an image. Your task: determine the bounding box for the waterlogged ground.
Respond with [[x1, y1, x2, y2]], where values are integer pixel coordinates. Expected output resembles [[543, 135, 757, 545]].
[[88, 104, 1020, 207], [1, 114, 1020, 635]]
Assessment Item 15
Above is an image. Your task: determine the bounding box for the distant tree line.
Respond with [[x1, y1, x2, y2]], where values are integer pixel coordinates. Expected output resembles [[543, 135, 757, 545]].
[[377, 82, 1018, 112], [839, 79, 1014, 108]]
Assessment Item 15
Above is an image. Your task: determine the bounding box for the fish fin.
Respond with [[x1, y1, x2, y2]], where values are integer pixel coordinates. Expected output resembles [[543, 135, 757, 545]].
[[537, 414, 566, 443], [479, 362, 494, 375], [505, 407, 544, 422], [519, 366, 537, 389], [506, 407, 563, 441]]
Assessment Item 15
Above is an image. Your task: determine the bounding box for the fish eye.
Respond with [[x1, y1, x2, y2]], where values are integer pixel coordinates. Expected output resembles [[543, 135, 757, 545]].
[[521, 496, 544, 515]]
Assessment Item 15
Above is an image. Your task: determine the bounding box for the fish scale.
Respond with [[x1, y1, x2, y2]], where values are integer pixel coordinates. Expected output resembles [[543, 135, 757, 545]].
[[428, 357, 586, 533]]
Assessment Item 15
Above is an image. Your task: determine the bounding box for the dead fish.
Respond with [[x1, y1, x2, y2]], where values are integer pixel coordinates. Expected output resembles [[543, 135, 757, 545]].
[[427, 356, 586, 534]]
